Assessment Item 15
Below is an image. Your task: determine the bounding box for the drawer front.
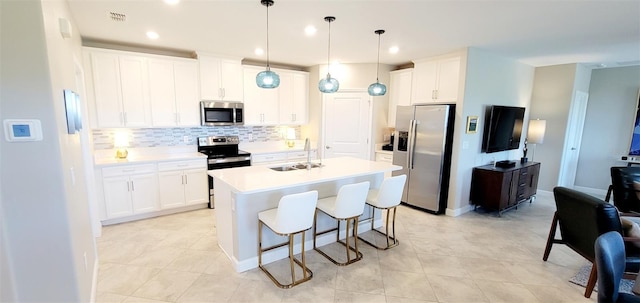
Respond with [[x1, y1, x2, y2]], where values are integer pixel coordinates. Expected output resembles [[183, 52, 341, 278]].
[[287, 150, 316, 161], [158, 159, 206, 171], [103, 164, 156, 177], [252, 153, 287, 164], [375, 152, 393, 163]]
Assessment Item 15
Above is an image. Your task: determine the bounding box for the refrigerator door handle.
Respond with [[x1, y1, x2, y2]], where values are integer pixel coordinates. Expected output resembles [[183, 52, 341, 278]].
[[408, 119, 418, 169]]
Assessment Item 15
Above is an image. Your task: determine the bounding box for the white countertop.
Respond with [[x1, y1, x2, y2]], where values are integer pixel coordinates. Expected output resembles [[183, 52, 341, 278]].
[[208, 157, 401, 194], [94, 147, 206, 167]]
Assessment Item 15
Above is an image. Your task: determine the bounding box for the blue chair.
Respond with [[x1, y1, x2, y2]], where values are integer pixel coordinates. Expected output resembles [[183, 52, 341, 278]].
[[595, 231, 640, 303]]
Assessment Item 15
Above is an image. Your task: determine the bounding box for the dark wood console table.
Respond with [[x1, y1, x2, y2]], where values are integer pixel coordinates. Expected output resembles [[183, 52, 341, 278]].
[[470, 162, 541, 215]]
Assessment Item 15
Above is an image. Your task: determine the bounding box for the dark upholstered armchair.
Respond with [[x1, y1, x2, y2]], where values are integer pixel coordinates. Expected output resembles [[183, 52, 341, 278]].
[[606, 167, 640, 213], [543, 187, 640, 298], [595, 231, 640, 303]]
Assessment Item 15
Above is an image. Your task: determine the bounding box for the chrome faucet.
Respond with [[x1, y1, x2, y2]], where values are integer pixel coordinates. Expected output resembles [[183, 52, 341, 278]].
[[304, 138, 311, 170]]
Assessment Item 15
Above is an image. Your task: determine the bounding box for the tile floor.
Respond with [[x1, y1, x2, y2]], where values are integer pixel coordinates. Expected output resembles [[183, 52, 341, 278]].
[[96, 191, 598, 303]]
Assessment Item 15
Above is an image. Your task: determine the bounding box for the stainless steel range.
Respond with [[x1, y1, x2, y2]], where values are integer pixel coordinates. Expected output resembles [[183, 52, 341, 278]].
[[197, 136, 251, 208]]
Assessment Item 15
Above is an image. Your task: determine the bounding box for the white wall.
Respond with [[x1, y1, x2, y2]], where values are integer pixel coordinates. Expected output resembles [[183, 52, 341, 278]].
[[303, 63, 392, 159], [447, 48, 535, 215], [0, 1, 96, 301], [529, 64, 580, 191], [576, 66, 640, 190]]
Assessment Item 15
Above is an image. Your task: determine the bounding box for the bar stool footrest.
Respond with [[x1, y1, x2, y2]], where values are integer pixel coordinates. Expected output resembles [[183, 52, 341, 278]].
[[357, 228, 399, 250], [259, 257, 313, 289], [313, 238, 363, 266]]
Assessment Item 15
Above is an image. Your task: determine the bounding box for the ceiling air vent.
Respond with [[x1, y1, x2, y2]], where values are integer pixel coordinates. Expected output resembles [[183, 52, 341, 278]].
[[109, 12, 126, 22]]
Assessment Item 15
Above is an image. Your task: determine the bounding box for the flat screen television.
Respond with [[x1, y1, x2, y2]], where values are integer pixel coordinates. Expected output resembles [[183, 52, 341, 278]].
[[481, 105, 525, 153]]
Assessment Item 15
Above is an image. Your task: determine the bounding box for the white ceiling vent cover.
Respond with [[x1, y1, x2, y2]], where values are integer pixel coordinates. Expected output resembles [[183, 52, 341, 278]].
[[109, 12, 126, 22]]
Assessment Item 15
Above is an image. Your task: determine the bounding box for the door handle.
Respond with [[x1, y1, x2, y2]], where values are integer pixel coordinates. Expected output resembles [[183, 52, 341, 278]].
[[325, 146, 331, 149], [408, 120, 419, 169], [571, 147, 576, 150]]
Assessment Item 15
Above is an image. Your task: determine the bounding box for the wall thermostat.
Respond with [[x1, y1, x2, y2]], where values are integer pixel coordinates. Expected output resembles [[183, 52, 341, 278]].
[[3, 119, 43, 142]]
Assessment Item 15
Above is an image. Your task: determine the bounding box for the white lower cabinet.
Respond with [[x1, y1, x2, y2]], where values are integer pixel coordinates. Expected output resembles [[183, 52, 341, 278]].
[[158, 160, 208, 209], [251, 152, 287, 165], [102, 164, 159, 218], [374, 152, 393, 163], [251, 150, 317, 166], [99, 159, 207, 222]]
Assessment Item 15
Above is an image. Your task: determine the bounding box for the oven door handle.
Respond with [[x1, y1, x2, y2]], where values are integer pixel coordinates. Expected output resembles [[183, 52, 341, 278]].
[[208, 156, 251, 164]]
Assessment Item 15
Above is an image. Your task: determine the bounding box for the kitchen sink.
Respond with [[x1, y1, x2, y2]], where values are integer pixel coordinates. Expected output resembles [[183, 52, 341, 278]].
[[293, 163, 322, 169], [269, 166, 298, 171], [269, 163, 322, 172]]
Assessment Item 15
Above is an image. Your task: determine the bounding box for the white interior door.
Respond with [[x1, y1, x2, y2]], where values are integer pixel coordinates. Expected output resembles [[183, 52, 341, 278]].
[[558, 90, 589, 187], [322, 91, 371, 160]]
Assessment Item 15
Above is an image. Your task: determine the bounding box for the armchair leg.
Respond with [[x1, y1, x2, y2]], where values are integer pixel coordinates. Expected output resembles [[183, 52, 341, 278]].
[[543, 212, 558, 261], [605, 185, 613, 202], [585, 262, 597, 298]]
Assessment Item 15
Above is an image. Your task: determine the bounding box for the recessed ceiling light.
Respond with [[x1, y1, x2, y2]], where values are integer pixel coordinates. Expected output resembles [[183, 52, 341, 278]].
[[304, 25, 317, 36], [146, 31, 159, 40], [254, 48, 264, 56], [389, 46, 399, 54], [164, 0, 180, 5]]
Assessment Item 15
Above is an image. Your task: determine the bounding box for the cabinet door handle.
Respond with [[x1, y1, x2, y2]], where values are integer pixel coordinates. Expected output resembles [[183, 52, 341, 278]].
[[127, 181, 131, 191], [131, 181, 135, 191], [530, 174, 535, 187], [184, 175, 188, 184]]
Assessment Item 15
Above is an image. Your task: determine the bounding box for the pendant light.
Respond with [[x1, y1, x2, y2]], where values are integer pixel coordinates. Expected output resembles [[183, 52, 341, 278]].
[[255, 0, 280, 89], [368, 29, 387, 96], [318, 16, 339, 93]]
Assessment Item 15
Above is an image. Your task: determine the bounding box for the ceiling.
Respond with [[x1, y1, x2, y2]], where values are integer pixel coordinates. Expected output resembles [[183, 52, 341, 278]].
[[67, 0, 640, 69]]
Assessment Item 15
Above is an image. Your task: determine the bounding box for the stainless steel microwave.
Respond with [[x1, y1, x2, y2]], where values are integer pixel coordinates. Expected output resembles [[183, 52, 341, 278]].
[[200, 101, 244, 126]]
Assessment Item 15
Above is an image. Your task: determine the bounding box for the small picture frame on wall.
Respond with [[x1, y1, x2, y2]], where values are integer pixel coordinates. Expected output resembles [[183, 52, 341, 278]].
[[466, 116, 478, 134]]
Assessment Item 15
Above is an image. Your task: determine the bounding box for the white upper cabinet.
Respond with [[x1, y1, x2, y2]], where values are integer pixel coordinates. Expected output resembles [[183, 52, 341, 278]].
[[411, 55, 461, 103], [242, 66, 309, 126], [388, 68, 413, 127], [277, 69, 309, 125], [85, 47, 199, 128], [147, 58, 199, 127], [172, 61, 200, 126], [87, 49, 151, 128], [198, 53, 243, 101], [242, 65, 280, 125]]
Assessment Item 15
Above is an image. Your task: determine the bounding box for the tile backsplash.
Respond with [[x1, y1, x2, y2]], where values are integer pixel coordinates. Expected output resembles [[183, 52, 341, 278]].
[[92, 126, 300, 150]]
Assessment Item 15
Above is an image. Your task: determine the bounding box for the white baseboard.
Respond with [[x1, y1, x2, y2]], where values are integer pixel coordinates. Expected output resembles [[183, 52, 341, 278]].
[[90, 258, 98, 303], [101, 203, 208, 226], [445, 204, 473, 217]]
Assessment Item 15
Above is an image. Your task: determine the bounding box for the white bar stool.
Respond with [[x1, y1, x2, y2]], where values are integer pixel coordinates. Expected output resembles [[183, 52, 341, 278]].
[[258, 190, 318, 288], [358, 174, 406, 250], [313, 181, 370, 266]]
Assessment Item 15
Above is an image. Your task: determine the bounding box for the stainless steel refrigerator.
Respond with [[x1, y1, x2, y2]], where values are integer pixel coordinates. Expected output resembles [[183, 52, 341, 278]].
[[392, 104, 455, 214]]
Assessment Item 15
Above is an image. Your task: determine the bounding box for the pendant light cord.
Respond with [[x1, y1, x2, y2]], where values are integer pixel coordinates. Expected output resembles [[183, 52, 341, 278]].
[[266, 3, 270, 70], [376, 32, 381, 81], [326, 19, 332, 76]]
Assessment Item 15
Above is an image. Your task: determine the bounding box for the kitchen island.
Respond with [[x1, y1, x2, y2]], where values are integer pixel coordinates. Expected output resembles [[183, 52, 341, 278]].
[[208, 157, 401, 272]]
